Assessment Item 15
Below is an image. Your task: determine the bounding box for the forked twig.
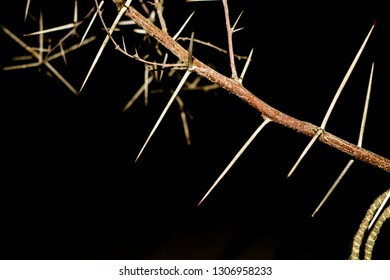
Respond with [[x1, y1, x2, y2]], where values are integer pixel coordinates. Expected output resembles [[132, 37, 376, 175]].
[[222, 0, 238, 80]]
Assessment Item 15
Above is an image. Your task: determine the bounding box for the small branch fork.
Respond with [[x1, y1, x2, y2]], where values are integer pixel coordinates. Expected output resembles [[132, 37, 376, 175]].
[[116, 3, 390, 174]]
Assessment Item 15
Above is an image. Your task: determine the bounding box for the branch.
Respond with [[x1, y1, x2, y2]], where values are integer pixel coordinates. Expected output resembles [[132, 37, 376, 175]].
[[115, 3, 390, 174]]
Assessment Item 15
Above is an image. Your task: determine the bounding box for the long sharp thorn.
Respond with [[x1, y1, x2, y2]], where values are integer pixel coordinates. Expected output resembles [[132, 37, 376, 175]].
[[312, 159, 354, 217], [175, 95, 191, 145], [172, 11, 195, 40], [159, 53, 169, 81], [80, 1, 105, 47], [312, 62, 375, 217], [60, 44, 67, 65], [122, 76, 153, 112], [47, 36, 96, 61], [25, 0, 31, 22], [0, 24, 77, 95], [45, 62, 79, 95], [287, 130, 322, 178], [135, 70, 192, 162], [288, 22, 375, 178], [239, 48, 253, 83], [198, 118, 271, 206], [74, 0, 78, 23], [80, 0, 132, 92], [358, 62, 374, 147], [39, 11, 43, 63], [122, 35, 127, 52], [24, 23, 76, 36], [320, 22, 375, 130], [231, 11, 244, 32], [1, 25, 41, 61]]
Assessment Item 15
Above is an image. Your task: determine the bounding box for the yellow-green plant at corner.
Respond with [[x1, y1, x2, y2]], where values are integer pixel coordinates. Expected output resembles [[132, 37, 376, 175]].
[[350, 188, 390, 260]]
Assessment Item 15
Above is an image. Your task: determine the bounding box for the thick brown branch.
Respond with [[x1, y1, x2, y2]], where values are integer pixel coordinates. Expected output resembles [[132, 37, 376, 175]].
[[120, 4, 390, 173]]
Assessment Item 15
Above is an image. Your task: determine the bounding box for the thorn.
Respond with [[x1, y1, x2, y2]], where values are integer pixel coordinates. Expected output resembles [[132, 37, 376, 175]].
[[231, 10, 244, 32], [357, 62, 374, 147], [320, 22, 375, 130], [135, 70, 192, 162], [159, 53, 169, 81], [198, 118, 271, 206], [74, 0, 78, 23], [60, 44, 67, 65], [172, 11, 195, 40], [188, 32, 195, 68], [80, 0, 132, 92], [175, 95, 191, 145], [25, 0, 31, 22], [239, 48, 253, 83], [312, 159, 354, 217], [288, 22, 375, 177], [122, 76, 153, 112], [24, 23, 76, 36], [122, 35, 127, 52], [80, 1, 104, 47], [287, 130, 322, 178]]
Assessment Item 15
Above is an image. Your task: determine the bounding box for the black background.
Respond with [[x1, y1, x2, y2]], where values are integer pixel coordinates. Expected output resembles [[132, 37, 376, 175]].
[[1, 1, 389, 259]]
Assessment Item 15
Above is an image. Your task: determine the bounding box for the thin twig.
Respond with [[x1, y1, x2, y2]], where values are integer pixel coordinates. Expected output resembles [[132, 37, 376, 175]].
[[222, 0, 238, 80]]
